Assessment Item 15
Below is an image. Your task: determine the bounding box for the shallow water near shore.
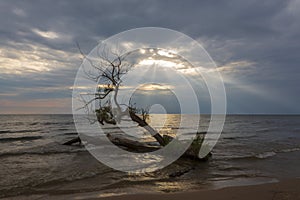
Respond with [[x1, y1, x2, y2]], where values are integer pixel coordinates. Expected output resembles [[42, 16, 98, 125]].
[[0, 114, 299, 198]]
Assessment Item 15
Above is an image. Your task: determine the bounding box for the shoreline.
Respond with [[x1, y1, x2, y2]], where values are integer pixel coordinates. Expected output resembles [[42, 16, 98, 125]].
[[113, 179, 299, 200], [3, 178, 299, 200]]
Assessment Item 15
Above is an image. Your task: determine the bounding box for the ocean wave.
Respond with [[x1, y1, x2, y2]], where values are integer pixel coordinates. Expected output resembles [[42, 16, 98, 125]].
[[56, 128, 71, 131], [0, 122, 25, 126], [0, 129, 42, 134], [29, 122, 39, 125], [0, 148, 86, 157], [255, 151, 276, 159], [222, 135, 256, 140], [0, 136, 43, 142], [40, 122, 74, 125], [279, 147, 300, 153], [62, 132, 78, 136], [218, 153, 275, 161], [0, 130, 8, 134], [256, 128, 273, 133], [223, 147, 300, 161]]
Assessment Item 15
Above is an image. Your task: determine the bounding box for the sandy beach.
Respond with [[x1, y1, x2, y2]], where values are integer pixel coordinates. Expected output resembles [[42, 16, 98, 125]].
[[102, 179, 299, 200], [3, 178, 299, 200]]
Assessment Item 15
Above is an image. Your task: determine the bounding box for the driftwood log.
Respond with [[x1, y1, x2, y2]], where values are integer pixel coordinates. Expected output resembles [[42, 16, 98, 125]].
[[107, 133, 211, 161], [63, 133, 211, 161]]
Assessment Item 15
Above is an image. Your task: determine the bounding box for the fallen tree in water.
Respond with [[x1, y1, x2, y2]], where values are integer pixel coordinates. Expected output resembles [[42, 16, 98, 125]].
[[63, 131, 211, 161], [68, 44, 212, 161], [106, 132, 212, 161]]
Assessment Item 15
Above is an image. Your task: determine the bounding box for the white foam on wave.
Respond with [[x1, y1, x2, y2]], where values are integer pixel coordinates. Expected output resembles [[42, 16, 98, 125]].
[[255, 147, 300, 159], [280, 147, 300, 153], [256, 151, 276, 159]]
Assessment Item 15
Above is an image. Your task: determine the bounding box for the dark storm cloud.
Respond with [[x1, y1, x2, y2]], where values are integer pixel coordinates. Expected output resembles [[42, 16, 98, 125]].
[[0, 0, 294, 50], [0, 0, 299, 113]]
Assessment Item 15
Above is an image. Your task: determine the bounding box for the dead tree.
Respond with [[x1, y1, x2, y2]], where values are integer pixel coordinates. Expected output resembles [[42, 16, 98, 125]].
[[66, 44, 210, 161]]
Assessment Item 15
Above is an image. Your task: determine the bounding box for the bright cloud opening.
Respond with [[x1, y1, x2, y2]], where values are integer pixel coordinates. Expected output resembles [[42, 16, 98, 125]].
[[139, 84, 173, 91], [138, 58, 184, 68], [32, 28, 60, 39]]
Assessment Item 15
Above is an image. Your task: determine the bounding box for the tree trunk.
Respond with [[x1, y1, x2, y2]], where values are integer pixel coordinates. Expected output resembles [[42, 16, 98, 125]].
[[107, 133, 160, 152], [63, 134, 211, 161], [107, 133, 211, 161], [128, 109, 166, 146]]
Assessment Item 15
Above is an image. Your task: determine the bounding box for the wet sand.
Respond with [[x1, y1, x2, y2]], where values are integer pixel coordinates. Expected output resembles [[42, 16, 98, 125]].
[[99, 179, 300, 200], [4, 178, 300, 200]]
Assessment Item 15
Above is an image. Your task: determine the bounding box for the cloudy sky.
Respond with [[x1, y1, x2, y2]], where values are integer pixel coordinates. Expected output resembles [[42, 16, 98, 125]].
[[0, 0, 299, 114]]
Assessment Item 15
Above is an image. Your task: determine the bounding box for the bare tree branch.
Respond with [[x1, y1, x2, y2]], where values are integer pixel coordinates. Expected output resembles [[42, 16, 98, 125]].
[[74, 43, 166, 146]]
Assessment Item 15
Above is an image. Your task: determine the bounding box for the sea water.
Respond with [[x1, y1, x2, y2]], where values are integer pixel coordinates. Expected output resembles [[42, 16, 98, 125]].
[[0, 114, 299, 197]]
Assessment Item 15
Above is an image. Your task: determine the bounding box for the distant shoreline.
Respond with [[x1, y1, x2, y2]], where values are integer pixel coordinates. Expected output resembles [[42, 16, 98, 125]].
[[1, 113, 300, 116]]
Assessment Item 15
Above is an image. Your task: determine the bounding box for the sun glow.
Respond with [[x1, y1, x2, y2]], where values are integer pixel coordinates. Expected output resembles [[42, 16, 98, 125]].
[[157, 50, 176, 57], [138, 58, 184, 68], [139, 84, 173, 91]]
